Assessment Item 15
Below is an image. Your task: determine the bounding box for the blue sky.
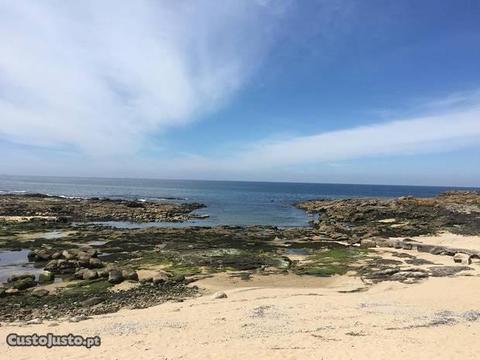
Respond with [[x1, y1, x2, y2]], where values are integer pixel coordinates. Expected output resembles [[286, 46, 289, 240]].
[[1, 0, 479, 186]]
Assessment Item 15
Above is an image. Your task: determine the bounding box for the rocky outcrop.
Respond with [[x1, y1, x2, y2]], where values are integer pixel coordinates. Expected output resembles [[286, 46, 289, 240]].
[[0, 194, 205, 223], [297, 191, 480, 239]]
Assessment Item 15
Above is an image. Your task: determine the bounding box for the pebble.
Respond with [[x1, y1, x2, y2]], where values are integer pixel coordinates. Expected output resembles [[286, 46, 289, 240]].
[[212, 291, 227, 300]]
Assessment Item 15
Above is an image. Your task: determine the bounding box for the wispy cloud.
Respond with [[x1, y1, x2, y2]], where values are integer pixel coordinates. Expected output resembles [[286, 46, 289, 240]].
[[229, 105, 480, 169], [0, 0, 283, 154]]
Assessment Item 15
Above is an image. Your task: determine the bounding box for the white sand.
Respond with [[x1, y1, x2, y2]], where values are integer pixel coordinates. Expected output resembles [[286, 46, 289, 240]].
[[407, 232, 480, 252]]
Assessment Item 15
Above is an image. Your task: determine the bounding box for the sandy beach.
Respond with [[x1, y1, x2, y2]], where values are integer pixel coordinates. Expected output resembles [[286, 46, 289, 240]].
[[2, 233, 480, 360]]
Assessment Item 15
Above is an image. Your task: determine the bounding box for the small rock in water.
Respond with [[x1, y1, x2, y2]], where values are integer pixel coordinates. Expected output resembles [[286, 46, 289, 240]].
[[212, 291, 227, 300], [7, 273, 35, 283]]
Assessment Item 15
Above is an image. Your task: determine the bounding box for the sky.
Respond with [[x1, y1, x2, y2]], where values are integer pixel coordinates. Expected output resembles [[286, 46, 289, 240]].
[[0, 0, 479, 186]]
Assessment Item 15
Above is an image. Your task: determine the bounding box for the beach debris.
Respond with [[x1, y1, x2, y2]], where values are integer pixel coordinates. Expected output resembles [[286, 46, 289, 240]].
[[26, 318, 43, 325], [69, 315, 90, 323], [212, 291, 227, 300]]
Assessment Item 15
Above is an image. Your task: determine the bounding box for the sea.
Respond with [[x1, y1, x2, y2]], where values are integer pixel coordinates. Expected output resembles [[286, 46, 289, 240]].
[[0, 175, 477, 227]]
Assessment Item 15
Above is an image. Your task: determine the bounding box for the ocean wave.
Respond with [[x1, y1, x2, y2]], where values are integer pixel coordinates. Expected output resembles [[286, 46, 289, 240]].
[[149, 197, 188, 201]]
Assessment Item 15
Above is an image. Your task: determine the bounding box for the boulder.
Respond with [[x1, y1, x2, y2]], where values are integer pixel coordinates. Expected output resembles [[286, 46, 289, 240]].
[[38, 271, 54, 284], [121, 270, 139, 281], [8, 273, 35, 283], [5, 288, 19, 295], [26, 249, 52, 262], [11, 277, 37, 290], [74, 268, 87, 279], [108, 270, 123, 284], [152, 272, 169, 284], [77, 252, 92, 265], [45, 259, 77, 274], [88, 258, 104, 269], [62, 249, 79, 260], [390, 271, 428, 281], [51, 252, 62, 259], [169, 274, 185, 283], [401, 242, 413, 250], [453, 253, 472, 265], [417, 244, 436, 253], [372, 237, 389, 247], [35, 249, 51, 261], [82, 269, 98, 280], [429, 266, 472, 277], [45, 259, 59, 271], [360, 239, 377, 248], [97, 269, 109, 278], [268, 256, 291, 269], [31, 288, 49, 297], [79, 247, 98, 257], [0, 287, 5, 297], [27, 251, 37, 261], [384, 239, 400, 248]]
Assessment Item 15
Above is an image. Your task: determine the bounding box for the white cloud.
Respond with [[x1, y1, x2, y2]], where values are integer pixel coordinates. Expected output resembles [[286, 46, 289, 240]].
[[0, 0, 281, 154], [229, 106, 480, 169]]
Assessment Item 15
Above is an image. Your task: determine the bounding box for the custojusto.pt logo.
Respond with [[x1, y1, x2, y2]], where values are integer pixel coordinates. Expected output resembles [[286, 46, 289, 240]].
[[6, 333, 101, 349]]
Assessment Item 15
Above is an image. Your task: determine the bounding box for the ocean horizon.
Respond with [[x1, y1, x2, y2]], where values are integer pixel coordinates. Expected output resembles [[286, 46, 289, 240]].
[[1, 175, 478, 227]]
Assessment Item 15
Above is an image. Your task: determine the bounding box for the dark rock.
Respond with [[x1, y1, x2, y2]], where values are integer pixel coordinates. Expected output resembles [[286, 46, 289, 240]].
[[152, 272, 169, 284], [108, 270, 123, 284], [11, 277, 37, 290], [429, 266, 472, 277], [45, 259, 77, 274], [35, 249, 51, 261], [169, 274, 185, 284], [121, 270, 139, 281], [8, 273, 35, 283]]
